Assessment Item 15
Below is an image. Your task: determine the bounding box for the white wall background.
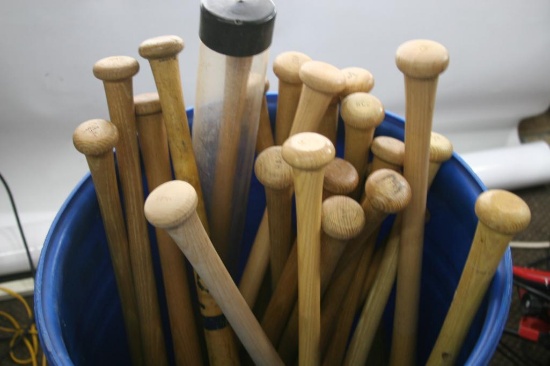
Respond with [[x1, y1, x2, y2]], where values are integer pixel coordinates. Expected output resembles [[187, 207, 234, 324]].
[[0, 0, 549, 273]]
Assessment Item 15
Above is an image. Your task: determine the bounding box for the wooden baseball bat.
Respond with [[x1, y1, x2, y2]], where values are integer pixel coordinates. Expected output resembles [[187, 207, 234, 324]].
[[256, 78, 274, 154], [315, 169, 411, 360], [281, 132, 335, 365], [275, 194, 365, 365], [254, 146, 294, 289], [289, 61, 346, 136], [391, 39, 449, 366], [138, 36, 207, 225], [267, 197, 364, 356], [317, 67, 375, 145], [93, 56, 168, 366], [260, 161, 358, 351], [72, 119, 144, 366], [139, 36, 240, 365], [239, 65, 352, 312], [240, 78, 275, 309], [344, 133, 453, 365], [144, 181, 284, 366], [426, 190, 530, 366], [323, 157, 360, 200], [322, 168, 412, 365], [340, 92, 385, 199], [134, 92, 203, 366], [273, 51, 312, 145], [240, 72, 353, 314]]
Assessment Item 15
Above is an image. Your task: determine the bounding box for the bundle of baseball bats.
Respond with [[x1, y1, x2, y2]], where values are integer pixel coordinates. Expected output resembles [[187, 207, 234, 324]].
[[72, 34, 531, 366]]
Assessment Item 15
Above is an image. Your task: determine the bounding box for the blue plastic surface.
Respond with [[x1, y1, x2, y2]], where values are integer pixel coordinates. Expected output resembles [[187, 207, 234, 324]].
[[35, 93, 512, 365]]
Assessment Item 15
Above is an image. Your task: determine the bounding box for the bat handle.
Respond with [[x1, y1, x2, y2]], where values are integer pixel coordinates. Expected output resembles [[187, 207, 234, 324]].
[[93, 55, 168, 366], [282, 132, 335, 366], [391, 39, 450, 366], [344, 139, 453, 365], [273, 51, 312, 145], [134, 93, 204, 366], [73, 119, 144, 366], [289, 61, 346, 136], [254, 146, 294, 289], [340, 92, 385, 199], [145, 181, 284, 366], [426, 190, 530, 366]]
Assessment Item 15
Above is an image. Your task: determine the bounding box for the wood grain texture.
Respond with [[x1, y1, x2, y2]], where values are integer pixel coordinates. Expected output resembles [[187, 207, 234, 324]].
[[134, 92, 203, 366], [370, 136, 405, 173], [282, 132, 335, 366], [344, 140, 453, 365], [426, 190, 530, 366], [138, 36, 208, 228], [340, 92, 385, 199], [273, 51, 312, 145], [277, 195, 365, 365], [323, 158, 359, 200], [138, 36, 240, 365], [72, 119, 144, 366], [304, 169, 410, 364], [93, 56, 168, 366], [289, 61, 345, 137], [391, 39, 449, 366], [254, 146, 294, 289], [144, 181, 284, 366]]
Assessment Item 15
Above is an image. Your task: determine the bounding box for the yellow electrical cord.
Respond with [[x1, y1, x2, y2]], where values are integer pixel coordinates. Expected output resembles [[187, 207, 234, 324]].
[[0, 286, 46, 366]]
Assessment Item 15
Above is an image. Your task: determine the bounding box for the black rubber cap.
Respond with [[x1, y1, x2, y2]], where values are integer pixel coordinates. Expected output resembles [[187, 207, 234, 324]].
[[199, 0, 276, 57]]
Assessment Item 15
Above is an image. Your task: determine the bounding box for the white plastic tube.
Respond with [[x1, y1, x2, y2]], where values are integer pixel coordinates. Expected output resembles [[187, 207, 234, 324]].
[[460, 141, 550, 190]]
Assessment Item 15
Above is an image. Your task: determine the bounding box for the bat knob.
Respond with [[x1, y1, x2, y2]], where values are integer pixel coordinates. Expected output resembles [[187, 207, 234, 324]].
[[93, 56, 139, 81], [341, 92, 385, 130], [371, 136, 405, 167], [282, 132, 335, 171], [340, 67, 375, 96], [273, 51, 312, 84], [364, 169, 411, 214], [429, 132, 453, 164], [395, 39, 449, 79], [322, 195, 365, 240], [299, 60, 346, 95], [73, 119, 118, 156], [139, 35, 184, 60], [475, 189, 531, 236], [254, 146, 293, 190], [144, 180, 198, 230], [323, 158, 359, 196], [134, 92, 161, 116]]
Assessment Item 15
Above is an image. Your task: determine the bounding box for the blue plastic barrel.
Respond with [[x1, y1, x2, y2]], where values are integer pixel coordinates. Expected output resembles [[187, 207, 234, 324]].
[[35, 93, 511, 365]]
